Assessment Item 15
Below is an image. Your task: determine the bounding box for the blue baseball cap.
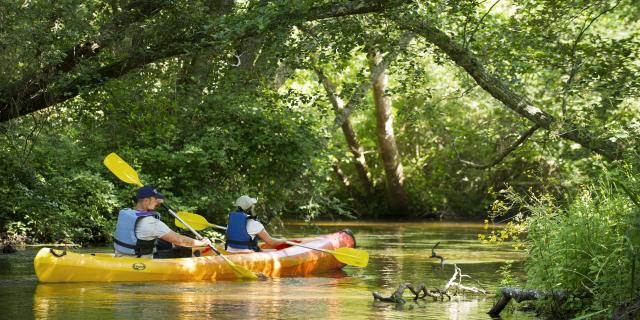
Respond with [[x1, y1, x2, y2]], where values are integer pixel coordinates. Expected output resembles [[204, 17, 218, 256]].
[[136, 185, 165, 201]]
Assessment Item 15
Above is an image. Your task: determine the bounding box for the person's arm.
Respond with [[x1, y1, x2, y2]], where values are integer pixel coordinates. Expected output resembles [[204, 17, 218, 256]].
[[255, 229, 287, 247], [160, 231, 212, 247]]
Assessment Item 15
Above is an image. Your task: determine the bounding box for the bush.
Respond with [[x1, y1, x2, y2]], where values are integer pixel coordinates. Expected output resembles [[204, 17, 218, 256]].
[[504, 180, 640, 318]]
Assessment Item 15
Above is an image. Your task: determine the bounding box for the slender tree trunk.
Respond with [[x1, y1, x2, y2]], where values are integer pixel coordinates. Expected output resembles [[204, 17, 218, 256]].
[[315, 68, 374, 195], [369, 51, 409, 214], [341, 120, 375, 193]]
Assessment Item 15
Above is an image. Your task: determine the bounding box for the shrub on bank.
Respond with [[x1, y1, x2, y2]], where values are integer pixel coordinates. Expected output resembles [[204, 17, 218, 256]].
[[504, 181, 639, 318]]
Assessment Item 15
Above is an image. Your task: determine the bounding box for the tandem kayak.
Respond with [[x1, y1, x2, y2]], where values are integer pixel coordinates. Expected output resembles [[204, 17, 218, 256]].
[[34, 230, 357, 283]]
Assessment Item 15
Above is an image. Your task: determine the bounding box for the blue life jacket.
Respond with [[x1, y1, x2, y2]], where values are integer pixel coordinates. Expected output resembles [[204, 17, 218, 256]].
[[113, 208, 160, 257], [225, 210, 260, 251]]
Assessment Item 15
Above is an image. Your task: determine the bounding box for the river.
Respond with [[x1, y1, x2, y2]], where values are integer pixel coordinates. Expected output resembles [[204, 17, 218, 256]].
[[0, 221, 535, 319]]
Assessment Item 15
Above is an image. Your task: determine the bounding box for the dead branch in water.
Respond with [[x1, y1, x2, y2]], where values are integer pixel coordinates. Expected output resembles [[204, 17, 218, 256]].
[[372, 283, 447, 304], [444, 264, 488, 295], [372, 264, 488, 304], [430, 241, 444, 271]]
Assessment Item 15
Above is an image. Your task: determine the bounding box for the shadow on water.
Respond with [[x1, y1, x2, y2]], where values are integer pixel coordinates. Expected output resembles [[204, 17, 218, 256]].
[[1, 221, 537, 319]]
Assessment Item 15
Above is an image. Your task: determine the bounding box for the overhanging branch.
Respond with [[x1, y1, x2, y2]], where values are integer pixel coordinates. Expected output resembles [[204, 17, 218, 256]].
[[392, 16, 624, 160], [0, 0, 174, 120], [1, 0, 410, 123]]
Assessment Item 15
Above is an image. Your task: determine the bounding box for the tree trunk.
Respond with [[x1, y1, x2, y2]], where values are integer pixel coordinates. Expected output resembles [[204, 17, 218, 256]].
[[369, 51, 410, 214], [315, 68, 374, 195], [332, 33, 413, 131]]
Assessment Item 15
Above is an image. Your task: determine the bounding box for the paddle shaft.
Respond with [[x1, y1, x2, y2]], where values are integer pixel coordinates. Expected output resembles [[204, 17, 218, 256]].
[[162, 204, 224, 256], [163, 204, 204, 238], [285, 241, 332, 254]]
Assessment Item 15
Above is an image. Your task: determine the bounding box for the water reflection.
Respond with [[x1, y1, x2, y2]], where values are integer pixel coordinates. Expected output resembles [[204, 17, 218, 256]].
[[32, 274, 354, 320], [2, 222, 538, 319]]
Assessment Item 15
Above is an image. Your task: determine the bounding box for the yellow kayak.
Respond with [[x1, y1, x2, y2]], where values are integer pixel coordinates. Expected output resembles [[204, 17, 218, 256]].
[[34, 230, 356, 282]]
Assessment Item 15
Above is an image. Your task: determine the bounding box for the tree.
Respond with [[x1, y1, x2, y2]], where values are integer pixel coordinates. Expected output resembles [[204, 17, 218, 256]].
[[0, 0, 409, 122], [369, 50, 410, 213]]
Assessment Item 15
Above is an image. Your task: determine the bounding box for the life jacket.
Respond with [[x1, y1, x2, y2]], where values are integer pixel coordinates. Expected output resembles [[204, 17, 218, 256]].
[[113, 208, 159, 257], [225, 210, 260, 251]]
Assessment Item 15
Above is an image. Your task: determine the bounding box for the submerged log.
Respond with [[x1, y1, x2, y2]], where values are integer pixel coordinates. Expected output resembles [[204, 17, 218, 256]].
[[487, 287, 575, 317], [613, 296, 640, 320], [372, 283, 448, 304]]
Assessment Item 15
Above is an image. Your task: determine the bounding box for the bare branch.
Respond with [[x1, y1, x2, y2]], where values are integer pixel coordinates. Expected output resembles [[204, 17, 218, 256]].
[[457, 124, 541, 169], [430, 241, 445, 271]]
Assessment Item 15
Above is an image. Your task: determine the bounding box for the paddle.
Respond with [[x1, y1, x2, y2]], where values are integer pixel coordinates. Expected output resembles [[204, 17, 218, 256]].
[[103, 152, 259, 280], [175, 211, 369, 268]]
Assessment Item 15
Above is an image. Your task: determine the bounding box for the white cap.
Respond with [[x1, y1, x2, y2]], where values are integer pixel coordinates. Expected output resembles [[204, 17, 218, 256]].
[[235, 195, 257, 210]]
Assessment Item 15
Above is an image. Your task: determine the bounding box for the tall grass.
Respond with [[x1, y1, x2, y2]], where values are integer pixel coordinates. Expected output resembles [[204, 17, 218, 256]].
[[504, 179, 639, 318]]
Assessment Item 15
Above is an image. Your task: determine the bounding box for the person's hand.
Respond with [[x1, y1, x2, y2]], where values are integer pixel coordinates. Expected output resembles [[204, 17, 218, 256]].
[[198, 237, 212, 247]]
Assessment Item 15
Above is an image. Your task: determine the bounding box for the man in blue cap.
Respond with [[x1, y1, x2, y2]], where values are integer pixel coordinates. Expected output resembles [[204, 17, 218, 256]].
[[113, 185, 211, 258]]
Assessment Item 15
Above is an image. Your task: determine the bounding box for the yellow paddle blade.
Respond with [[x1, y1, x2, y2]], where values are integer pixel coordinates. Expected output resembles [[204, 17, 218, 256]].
[[175, 211, 212, 231], [103, 153, 143, 187], [330, 247, 369, 268], [220, 255, 259, 280]]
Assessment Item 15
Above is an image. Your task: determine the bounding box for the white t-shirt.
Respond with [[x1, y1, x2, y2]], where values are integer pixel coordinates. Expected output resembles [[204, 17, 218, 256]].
[[136, 216, 172, 240], [226, 219, 265, 253], [115, 216, 172, 258]]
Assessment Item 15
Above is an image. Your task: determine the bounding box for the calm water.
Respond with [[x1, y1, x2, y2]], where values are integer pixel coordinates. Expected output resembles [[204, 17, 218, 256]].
[[0, 221, 536, 319]]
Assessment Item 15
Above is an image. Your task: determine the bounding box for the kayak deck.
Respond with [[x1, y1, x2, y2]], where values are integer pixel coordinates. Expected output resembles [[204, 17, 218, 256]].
[[34, 230, 356, 283]]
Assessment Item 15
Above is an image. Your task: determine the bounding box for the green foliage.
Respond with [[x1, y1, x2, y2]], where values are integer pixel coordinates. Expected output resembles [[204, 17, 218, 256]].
[[490, 261, 522, 315], [496, 174, 640, 318], [0, 122, 120, 244], [0, 0, 638, 252], [497, 261, 518, 288]]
